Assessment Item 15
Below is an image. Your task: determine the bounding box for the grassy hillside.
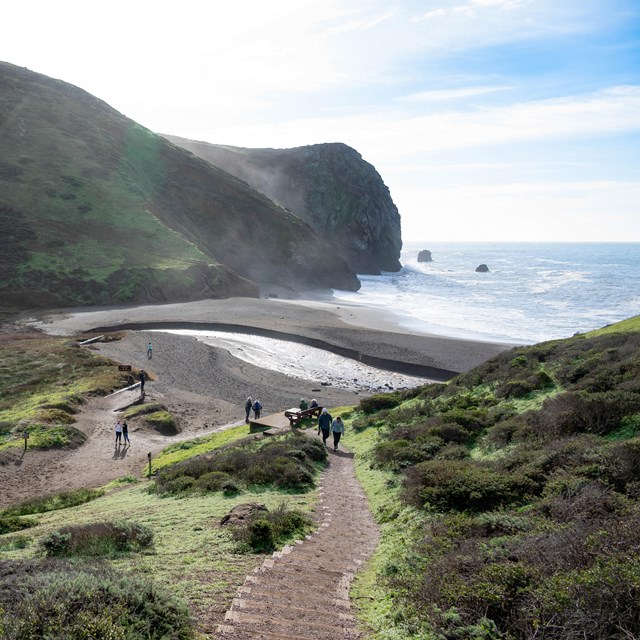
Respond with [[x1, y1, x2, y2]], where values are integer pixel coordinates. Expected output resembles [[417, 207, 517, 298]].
[[347, 315, 640, 639], [0, 62, 359, 310], [3, 316, 640, 638]]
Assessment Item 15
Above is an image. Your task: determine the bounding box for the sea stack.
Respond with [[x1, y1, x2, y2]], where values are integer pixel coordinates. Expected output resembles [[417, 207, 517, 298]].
[[418, 250, 433, 262], [476, 264, 490, 272]]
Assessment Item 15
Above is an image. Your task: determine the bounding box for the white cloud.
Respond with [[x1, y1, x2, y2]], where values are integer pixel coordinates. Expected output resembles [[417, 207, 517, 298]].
[[396, 86, 510, 102]]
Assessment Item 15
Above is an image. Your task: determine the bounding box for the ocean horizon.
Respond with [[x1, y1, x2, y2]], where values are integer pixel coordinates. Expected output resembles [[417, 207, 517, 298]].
[[332, 241, 640, 345]]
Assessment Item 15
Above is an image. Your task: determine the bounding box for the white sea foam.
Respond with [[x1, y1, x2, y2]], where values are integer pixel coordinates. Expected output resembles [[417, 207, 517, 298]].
[[333, 242, 640, 343]]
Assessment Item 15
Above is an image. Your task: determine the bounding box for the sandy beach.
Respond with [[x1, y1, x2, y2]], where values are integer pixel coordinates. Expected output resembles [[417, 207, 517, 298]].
[[0, 295, 515, 506]]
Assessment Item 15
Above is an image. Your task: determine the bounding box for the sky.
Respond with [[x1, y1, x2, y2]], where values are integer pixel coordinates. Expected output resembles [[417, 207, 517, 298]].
[[2, 0, 639, 242]]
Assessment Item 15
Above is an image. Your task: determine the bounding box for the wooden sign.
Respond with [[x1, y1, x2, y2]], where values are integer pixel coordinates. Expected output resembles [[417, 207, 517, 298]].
[[118, 365, 132, 371]]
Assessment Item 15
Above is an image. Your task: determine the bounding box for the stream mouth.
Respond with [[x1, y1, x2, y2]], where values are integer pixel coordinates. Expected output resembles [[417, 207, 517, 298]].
[[151, 329, 434, 394]]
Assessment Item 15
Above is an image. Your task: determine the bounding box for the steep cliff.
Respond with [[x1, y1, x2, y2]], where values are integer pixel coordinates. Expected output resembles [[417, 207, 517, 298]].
[[164, 138, 403, 275], [0, 62, 360, 309]]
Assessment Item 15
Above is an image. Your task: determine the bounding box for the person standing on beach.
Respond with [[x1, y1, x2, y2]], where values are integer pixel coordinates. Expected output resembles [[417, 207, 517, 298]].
[[122, 419, 130, 445], [252, 399, 262, 419], [114, 419, 123, 445], [317, 408, 332, 446], [245, 397, 253, 423], [147, 342, 153, 360], [331, 415, 345, 451]]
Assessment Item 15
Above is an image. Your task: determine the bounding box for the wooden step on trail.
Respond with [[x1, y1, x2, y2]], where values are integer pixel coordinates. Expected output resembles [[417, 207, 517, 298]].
[[213, 433, 380, 639]]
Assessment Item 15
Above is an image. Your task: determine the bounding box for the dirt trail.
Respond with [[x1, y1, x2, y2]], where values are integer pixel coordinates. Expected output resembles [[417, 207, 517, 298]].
[[0, 385, 241, 509], [214, 434, 380, 640]]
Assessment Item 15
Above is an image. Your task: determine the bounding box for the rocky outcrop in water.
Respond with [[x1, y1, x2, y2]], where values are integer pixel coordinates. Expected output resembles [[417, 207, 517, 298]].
[[418, 250, 433, 262], [164, 137, 403, 275], [476, 264, 490, 272]]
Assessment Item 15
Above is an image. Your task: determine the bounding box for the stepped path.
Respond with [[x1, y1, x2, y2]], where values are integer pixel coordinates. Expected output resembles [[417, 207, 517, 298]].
[[215, 432, 380, 640]]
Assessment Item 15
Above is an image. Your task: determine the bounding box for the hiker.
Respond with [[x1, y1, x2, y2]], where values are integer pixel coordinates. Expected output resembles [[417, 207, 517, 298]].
[[309, 399, 319, 409], [245, 397, 253, 423], [317, 407, 332, 446], [122, 419, 130, 444], [331, 415, 345, 451], [139, 369, 146, 392], [114, 419, 123, 445], [147, 342, 153, 360], [252, 399, 262, 419], [299, 398, 308, 411]]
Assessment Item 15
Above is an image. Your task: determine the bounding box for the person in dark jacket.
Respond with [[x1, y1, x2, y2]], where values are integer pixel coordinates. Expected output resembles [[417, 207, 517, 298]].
[[317, 408, 332, 446], [252, 399, 262, 419], [245, 397, 253, 423], [139, 369, 146, 392]]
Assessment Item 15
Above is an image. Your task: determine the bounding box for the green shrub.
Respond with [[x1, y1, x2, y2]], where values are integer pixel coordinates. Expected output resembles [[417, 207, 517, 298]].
[[404, 460, 539, 512], [0, 559, 195, 639], [0, 514, 37, 535], [359, 392, 402, 414], [1, 487, 104, 516], [40, 521, 154, 557], [232, 503, 313, 553]]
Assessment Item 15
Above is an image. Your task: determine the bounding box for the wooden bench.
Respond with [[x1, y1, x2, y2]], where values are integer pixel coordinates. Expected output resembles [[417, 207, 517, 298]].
[[284, 406, 322, 426]]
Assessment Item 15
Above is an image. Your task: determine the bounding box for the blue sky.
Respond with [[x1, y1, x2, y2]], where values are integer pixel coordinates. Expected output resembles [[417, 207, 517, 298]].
[[3, 0, 639, 241]]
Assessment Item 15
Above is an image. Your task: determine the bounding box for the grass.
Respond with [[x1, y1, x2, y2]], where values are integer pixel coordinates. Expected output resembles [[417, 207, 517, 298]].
[[0, 333, 124, 450], [587, 315, 640, 336], [149, 424, 252, 473], [1, 477, 319, 633]]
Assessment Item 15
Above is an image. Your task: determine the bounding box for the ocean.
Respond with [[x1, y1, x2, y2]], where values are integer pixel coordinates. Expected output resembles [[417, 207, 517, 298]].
[[332, 242, 640, 345]]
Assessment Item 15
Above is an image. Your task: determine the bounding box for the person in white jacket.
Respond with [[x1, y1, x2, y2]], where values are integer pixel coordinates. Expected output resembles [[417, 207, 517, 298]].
[[330, 416, 345, 451]]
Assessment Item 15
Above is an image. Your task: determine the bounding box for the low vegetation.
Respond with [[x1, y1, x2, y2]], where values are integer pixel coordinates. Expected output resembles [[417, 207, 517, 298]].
[[1, 487, 104, 517], [0, 560, 196, 639], [154, 431, 327, 495], [40, 520, 154, 557], [0, 332, 125, 452], [348, 319, 640, 639]]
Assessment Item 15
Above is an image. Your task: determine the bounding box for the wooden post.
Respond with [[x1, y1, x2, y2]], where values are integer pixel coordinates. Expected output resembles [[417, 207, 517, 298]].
[[148, 452, 152, 477], [23, 431, 29, 451]]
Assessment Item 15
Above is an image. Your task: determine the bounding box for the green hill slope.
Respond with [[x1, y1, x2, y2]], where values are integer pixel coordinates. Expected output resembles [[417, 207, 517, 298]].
[[347, 314, 640, 638], [0, 62, 360, 309]]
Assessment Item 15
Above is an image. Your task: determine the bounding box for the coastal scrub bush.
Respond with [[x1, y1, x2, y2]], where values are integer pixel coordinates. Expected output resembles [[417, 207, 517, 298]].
[[0, 559, 195, 639], [0, 515, 37, 535], [1, 487, 104, 516], [404, 460, 539, 512], [231, 502, 313, 553], [359, 392, 402, 414], [155, 432, 326, 495], [40, 520, 154, 557]]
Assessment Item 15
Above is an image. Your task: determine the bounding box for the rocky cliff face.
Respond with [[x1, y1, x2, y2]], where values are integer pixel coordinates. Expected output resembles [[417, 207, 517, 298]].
[[0, 62, 360, 310], [164, 138, 403, 275]]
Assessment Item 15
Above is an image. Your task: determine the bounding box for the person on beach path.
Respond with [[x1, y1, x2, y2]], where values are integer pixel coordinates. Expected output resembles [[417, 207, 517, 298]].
[[331, 416, 345, 451], [299, 398, 308, 411], [122, 419, 130, 445], [252, 399, 262, 419], [317, 408, 332, 446], [139, 369, 146, 392], [245, 397, 253, 423], [147, 342, 153, 360], [115, 419, 123, 445]]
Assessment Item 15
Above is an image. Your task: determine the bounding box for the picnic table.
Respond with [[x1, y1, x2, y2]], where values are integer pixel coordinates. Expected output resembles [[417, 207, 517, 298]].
[[283, 406, 323, 426]]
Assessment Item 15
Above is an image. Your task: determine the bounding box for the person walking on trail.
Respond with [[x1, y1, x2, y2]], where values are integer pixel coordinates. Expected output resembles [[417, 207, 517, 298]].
[[331, 415, 345, 451], [122, 419, 130, 445], [245, 397, 253, 423], [139, 369, 146, 392], [252, 399, 262, 419], [317, 407, 332, 446], [115, 419, 123, 445], [299, 398, 308, 411], [147, 342, 153, 360]]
